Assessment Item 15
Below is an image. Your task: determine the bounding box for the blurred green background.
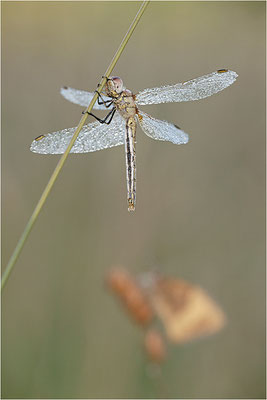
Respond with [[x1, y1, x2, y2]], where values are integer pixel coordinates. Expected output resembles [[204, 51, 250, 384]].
[[2, 1, 265, 398]]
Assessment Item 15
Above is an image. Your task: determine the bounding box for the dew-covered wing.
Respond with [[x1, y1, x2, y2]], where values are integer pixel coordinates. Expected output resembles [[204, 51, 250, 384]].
[[135, 70, 238, 105], [30, 113, 125, 154], [137, 111, 189, 145], [60, 86, 111, 110]]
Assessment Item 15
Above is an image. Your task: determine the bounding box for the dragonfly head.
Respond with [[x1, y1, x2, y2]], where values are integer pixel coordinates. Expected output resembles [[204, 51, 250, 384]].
[[105, 76, 124, 96]]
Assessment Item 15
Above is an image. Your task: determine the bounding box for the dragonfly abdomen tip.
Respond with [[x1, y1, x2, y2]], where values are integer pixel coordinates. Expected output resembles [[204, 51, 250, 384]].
[[128, 202, 135, 212]]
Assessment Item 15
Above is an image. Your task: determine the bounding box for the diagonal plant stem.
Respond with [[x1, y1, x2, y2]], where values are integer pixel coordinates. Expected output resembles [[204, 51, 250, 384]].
[[1, 0, 149, 292]]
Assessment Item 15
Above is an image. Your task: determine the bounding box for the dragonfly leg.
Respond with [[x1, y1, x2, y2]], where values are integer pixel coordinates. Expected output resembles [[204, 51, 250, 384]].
[[95, 90, 113, 108], [83, 107, 116, 125], [101, 75, 111, 81]]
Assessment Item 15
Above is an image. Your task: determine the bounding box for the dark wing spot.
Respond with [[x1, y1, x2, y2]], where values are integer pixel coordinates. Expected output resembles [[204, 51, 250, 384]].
[[137, 112, 143, 122], [34, 134, 45, 141]]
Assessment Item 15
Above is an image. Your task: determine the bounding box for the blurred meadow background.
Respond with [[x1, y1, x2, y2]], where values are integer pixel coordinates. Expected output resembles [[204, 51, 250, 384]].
[[2, 1, 265, 398]]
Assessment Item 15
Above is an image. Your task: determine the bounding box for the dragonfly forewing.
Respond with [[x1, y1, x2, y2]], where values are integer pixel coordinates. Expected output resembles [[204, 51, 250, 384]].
[[137, 111, 189, 145], [60, 86, 111, 109], [135, 70, 238, 105], [30, 113, 125, 154]]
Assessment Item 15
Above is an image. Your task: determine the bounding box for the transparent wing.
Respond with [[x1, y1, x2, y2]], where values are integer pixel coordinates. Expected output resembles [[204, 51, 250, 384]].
[[135, 70, 238, 105], [30, 113, 125, 154], [137, 111, 189, 145], [60, 86, 111, 110]]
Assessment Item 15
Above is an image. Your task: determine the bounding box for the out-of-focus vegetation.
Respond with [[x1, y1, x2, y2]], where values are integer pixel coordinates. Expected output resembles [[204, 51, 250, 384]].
[[107, 267, 226, 360], [2, 2, 265, 398]]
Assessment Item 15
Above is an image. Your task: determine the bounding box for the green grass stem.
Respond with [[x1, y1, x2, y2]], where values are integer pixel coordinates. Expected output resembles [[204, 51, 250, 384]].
[[1, 0, 149, 292]]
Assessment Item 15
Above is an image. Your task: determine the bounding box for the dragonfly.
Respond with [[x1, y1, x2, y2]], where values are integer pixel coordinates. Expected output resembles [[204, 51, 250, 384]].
[[30, 69, 238, 211]]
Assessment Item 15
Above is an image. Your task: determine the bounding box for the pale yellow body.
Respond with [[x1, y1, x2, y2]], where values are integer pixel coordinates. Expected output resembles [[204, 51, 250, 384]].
[[105, 79, 138, 211]]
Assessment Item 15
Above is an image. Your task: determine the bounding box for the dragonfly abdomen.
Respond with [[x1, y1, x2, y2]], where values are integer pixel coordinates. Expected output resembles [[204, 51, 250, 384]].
[[125, 116, 137, 212]]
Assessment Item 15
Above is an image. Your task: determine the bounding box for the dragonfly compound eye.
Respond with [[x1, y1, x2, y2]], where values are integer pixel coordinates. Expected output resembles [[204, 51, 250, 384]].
[[110, 76, 124, 93]]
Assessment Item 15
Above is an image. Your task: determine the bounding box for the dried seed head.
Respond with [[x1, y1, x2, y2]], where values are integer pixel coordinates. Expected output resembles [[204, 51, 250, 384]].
[[107, 268, 154, 326], [144, 329, 166, 364]]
